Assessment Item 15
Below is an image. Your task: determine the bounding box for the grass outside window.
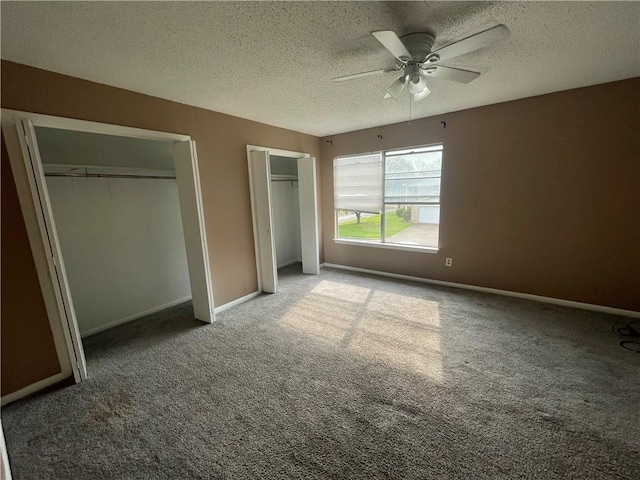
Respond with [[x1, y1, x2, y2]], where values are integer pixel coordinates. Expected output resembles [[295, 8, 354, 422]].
[[338, 214, 411, 239]]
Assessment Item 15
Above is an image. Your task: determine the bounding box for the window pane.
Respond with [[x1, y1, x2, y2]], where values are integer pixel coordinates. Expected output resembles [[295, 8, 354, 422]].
[[384, 205, 439, 248], [334, 153, 382, 213], [384, 150, 442, 203], [336, 210, 381, 242]]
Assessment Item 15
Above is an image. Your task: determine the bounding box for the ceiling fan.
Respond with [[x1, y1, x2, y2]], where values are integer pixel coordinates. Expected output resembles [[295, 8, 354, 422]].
[[333, 24, 510, 102]]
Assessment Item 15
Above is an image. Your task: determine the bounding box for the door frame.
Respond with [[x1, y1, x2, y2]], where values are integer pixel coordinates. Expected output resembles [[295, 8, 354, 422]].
[[246, 145, 319, 293], [1, 109, 216, 399]]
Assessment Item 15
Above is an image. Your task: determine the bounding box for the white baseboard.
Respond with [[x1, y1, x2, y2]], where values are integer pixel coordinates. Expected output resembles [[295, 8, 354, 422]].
[[1, 371, 69, 406], [215, 291, 261, 314], [81, 296, 193, 338], [321, 263, 640, 319]]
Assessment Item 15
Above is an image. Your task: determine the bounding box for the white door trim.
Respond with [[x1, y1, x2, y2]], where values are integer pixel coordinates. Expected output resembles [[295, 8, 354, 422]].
[[1, 109, 215, 398], [2, 109, 190, 142], [246, 144, 311, 160]]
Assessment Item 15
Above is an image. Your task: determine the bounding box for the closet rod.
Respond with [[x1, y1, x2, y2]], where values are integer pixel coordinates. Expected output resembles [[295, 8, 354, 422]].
[[271, 178, 298, 182], [44, 172, 176, 180]]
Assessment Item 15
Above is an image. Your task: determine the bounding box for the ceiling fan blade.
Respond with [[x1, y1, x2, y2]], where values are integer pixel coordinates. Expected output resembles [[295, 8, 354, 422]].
[[332, 68, 398, 83], [430, 24, 510, 63], [386, 76, 407, 99], [412, 85, 431, 102], [422, 65, 481, 83], [372, 30, 412, 62]]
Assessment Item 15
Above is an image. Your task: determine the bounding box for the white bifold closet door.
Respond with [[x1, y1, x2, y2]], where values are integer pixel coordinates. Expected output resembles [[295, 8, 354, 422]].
[[174, 140, 216, 322], [297, 157, 320, 275], [18, 118, 88, 381], [249, 150, 278, 293]]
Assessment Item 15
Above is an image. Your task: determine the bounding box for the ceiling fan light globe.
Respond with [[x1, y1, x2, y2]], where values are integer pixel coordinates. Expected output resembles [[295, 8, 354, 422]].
[[412, 85, 431, 102], [407, 74, 427, 94], [386, 77, 407, 99]]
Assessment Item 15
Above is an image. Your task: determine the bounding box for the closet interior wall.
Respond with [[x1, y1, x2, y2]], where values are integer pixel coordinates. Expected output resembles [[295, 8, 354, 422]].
[[36, 127, 191, 337], [270, 155, 302, 269]]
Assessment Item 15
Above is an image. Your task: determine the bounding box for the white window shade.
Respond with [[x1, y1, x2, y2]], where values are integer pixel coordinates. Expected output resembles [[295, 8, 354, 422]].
[[334, 153, 382, 213]]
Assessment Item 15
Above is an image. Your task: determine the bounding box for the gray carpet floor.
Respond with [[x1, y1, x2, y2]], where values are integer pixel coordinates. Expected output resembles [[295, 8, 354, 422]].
[[3, 264, 639, 479]]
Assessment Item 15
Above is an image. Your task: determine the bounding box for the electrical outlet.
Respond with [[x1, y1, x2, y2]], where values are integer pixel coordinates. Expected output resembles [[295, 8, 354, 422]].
[[445, 257, 453, 267]]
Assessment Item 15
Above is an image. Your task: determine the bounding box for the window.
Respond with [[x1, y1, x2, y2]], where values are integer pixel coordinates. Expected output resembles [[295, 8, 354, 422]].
[[334, 144, 442, 250]]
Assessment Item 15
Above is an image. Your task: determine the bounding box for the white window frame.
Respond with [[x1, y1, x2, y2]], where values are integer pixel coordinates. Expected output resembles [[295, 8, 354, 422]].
[[333, 143, 443, 254]]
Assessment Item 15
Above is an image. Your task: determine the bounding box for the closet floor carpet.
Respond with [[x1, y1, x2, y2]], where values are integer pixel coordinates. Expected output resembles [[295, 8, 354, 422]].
[[3, 264, 639, 479]]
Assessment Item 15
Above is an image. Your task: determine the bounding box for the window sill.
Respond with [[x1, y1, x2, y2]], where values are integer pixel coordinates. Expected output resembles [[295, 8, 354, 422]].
[[333, 238, 439, 254]]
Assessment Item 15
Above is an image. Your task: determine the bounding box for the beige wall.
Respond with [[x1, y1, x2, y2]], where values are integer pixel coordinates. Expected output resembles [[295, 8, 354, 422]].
[[1, 60, 321, 395], [321, 78, 640, 311]]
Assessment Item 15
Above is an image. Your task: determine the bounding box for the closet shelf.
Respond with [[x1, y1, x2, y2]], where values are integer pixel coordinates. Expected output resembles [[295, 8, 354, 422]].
[[43, 164, 176, 180]]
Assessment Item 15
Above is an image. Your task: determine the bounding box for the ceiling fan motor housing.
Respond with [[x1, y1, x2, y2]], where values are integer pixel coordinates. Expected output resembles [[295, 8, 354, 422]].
[[400, 32, 436, 63]]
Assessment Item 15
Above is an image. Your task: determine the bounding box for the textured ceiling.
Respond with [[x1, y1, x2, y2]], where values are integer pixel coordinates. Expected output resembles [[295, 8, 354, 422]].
[[2, 1, 639, 136]]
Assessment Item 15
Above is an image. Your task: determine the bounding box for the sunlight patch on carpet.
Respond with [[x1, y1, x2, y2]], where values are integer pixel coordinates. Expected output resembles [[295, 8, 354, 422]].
[[279, 281, 443, 381], [309, 279, 372, 303]]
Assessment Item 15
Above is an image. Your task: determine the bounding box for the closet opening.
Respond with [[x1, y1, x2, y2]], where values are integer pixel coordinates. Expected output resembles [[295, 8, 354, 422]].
[[247, 145, 319, 294], [270, 155, 303, 277], [1, 109, 215, 389], [36, 127, 193, 340]]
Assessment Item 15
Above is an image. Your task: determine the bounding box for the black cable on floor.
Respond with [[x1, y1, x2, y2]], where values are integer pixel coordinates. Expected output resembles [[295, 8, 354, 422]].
[[611, 322, 640, 337], [612, 321, 640, 352], [620, 341, 640, 353]]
